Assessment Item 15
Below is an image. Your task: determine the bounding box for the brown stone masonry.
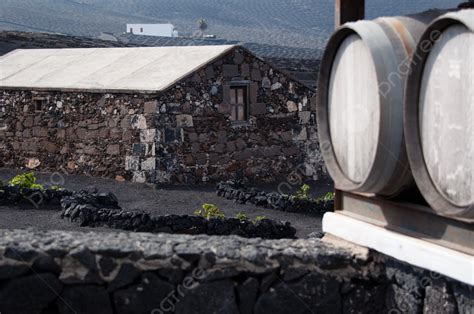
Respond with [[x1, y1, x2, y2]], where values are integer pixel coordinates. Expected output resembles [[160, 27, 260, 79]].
[[0, 92, 153, 181]]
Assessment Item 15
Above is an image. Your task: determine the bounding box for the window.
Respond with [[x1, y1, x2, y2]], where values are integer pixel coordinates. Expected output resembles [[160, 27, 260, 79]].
[[33, 98, 46, 112], [229, 86, 249, 122], [140, 27, 144, 33]]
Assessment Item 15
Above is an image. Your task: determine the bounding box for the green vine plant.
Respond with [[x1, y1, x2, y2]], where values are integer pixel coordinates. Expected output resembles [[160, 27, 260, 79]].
[[51, 185, 64, 191], [8, 172, 44, 191], [294, 184, 311, 200], [253, 215, 266, 224], [194, 203, 225, 219], [317, 192, 335, 203], [235, 212, 248, 222]]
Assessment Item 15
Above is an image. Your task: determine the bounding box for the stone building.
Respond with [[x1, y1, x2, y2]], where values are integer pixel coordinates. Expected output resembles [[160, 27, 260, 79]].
[[0, 46, 324, 184]]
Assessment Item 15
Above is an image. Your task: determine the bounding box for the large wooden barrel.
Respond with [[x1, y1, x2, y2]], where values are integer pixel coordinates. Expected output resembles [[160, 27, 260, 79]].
[[405, 10, 474, 219], [317, 10, 445, 197]]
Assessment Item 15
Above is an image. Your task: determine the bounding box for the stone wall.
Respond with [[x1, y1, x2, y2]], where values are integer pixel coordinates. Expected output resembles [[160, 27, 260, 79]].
[[125, 47, 324, 184], [0, 229, 471, 314], [0, 91, 156, 181], [0, 47, 325, 184]]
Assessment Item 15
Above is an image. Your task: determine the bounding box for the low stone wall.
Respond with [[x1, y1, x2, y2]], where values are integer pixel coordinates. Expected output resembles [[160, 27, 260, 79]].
[[0, 186, 297, 239], [216, 180, 334, 215], [0, 229, 471, 314]]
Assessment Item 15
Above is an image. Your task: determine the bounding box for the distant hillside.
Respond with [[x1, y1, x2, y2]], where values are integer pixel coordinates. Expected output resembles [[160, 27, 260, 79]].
[[0, 0, 460, 52]]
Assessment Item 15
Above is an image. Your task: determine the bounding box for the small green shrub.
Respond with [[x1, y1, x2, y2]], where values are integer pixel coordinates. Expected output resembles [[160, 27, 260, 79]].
[[253, 215, 266, 224], [194, 203, 225, 219], [318, 192, 335, 202], [295, 184, 311, 199], [8, 172, 44, 190], [235, 212, 248, 222], [51, 185, 64, 191]]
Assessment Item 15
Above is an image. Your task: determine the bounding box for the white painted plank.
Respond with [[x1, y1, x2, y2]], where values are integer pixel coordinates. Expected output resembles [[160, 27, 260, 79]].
[[323, 212, 474, 285]]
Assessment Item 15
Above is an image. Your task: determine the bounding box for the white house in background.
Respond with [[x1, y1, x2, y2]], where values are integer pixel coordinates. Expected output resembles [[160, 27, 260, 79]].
[[126, 23, 179, 37]]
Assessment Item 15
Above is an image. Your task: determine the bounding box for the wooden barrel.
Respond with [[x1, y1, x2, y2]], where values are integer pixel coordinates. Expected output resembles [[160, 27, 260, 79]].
[[405, 10, 474, 219], [317, 10, 445, 197]]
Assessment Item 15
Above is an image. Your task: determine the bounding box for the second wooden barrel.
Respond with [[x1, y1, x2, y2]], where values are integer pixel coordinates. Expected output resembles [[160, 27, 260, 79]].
[[317, 10, 445, 196], [405, 10, 474, 219]]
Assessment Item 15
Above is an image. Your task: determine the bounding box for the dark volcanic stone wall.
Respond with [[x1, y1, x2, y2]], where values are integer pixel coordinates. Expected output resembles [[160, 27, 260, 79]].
[[0, 91, 156, 180], [0, 230, 471, 314], [126, 47, 323, 184], [0, 47, 325, 184]]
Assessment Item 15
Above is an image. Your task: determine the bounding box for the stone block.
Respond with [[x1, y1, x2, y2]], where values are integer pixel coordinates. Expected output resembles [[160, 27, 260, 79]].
[[217, 131, 227, 143], [140, 129, 156, 143], [121, 130, 133, 142], [0, 273, 63, 314], [214, 143, 226, 153], [132, 143, 148, 157], [32, 127, 48, 137], [107, 144, 120, 155], [255, 273, 341, 314], [130, 114, 147, 130], [282, 146, 299, 156], [144, 101, 159, 114], [43, 141, 58, 153], [263, 146, 282, 157], [251, 68, 262, 81], [141, 158, 156, 171], [241, 63, 250, 77], [233, 51, 245, 64], [191, 143, 201, 153], [24, 116, 34, 128], [250, 103, 266, 115], [293, 127, 307, 141], [188, 132, 199, 142], [132, 171, 147, 183], [226, 141, 236, 152], [250, 82, 258, 104], [164, 128, 180, 143], [176, 114, 194, 128], [287, 101, 298, 112], [223, 64, 239, 77], [205, 66, 215, 79], [235, 138, 246, 151], [175, 280, 238, 314], [58, 285, 113, 314], [155, 170, 171, 183], [125, 156, 140, 171], [113, 273, 174, 314], [234, 150, 252, 161], [183, 155, 195, 166], [297, 112, 310, 125]]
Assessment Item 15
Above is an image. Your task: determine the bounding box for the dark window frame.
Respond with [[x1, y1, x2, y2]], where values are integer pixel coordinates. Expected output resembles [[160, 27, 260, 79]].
[[32, 97, 47, 112], [229, 80, 250, 124]]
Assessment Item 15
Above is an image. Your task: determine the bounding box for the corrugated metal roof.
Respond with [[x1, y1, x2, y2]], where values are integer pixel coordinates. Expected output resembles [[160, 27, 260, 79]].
[[0, 45, 236, 93]]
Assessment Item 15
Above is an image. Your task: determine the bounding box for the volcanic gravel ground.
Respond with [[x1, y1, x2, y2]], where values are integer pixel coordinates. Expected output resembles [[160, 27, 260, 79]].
[[0, 168, 333, 237]]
